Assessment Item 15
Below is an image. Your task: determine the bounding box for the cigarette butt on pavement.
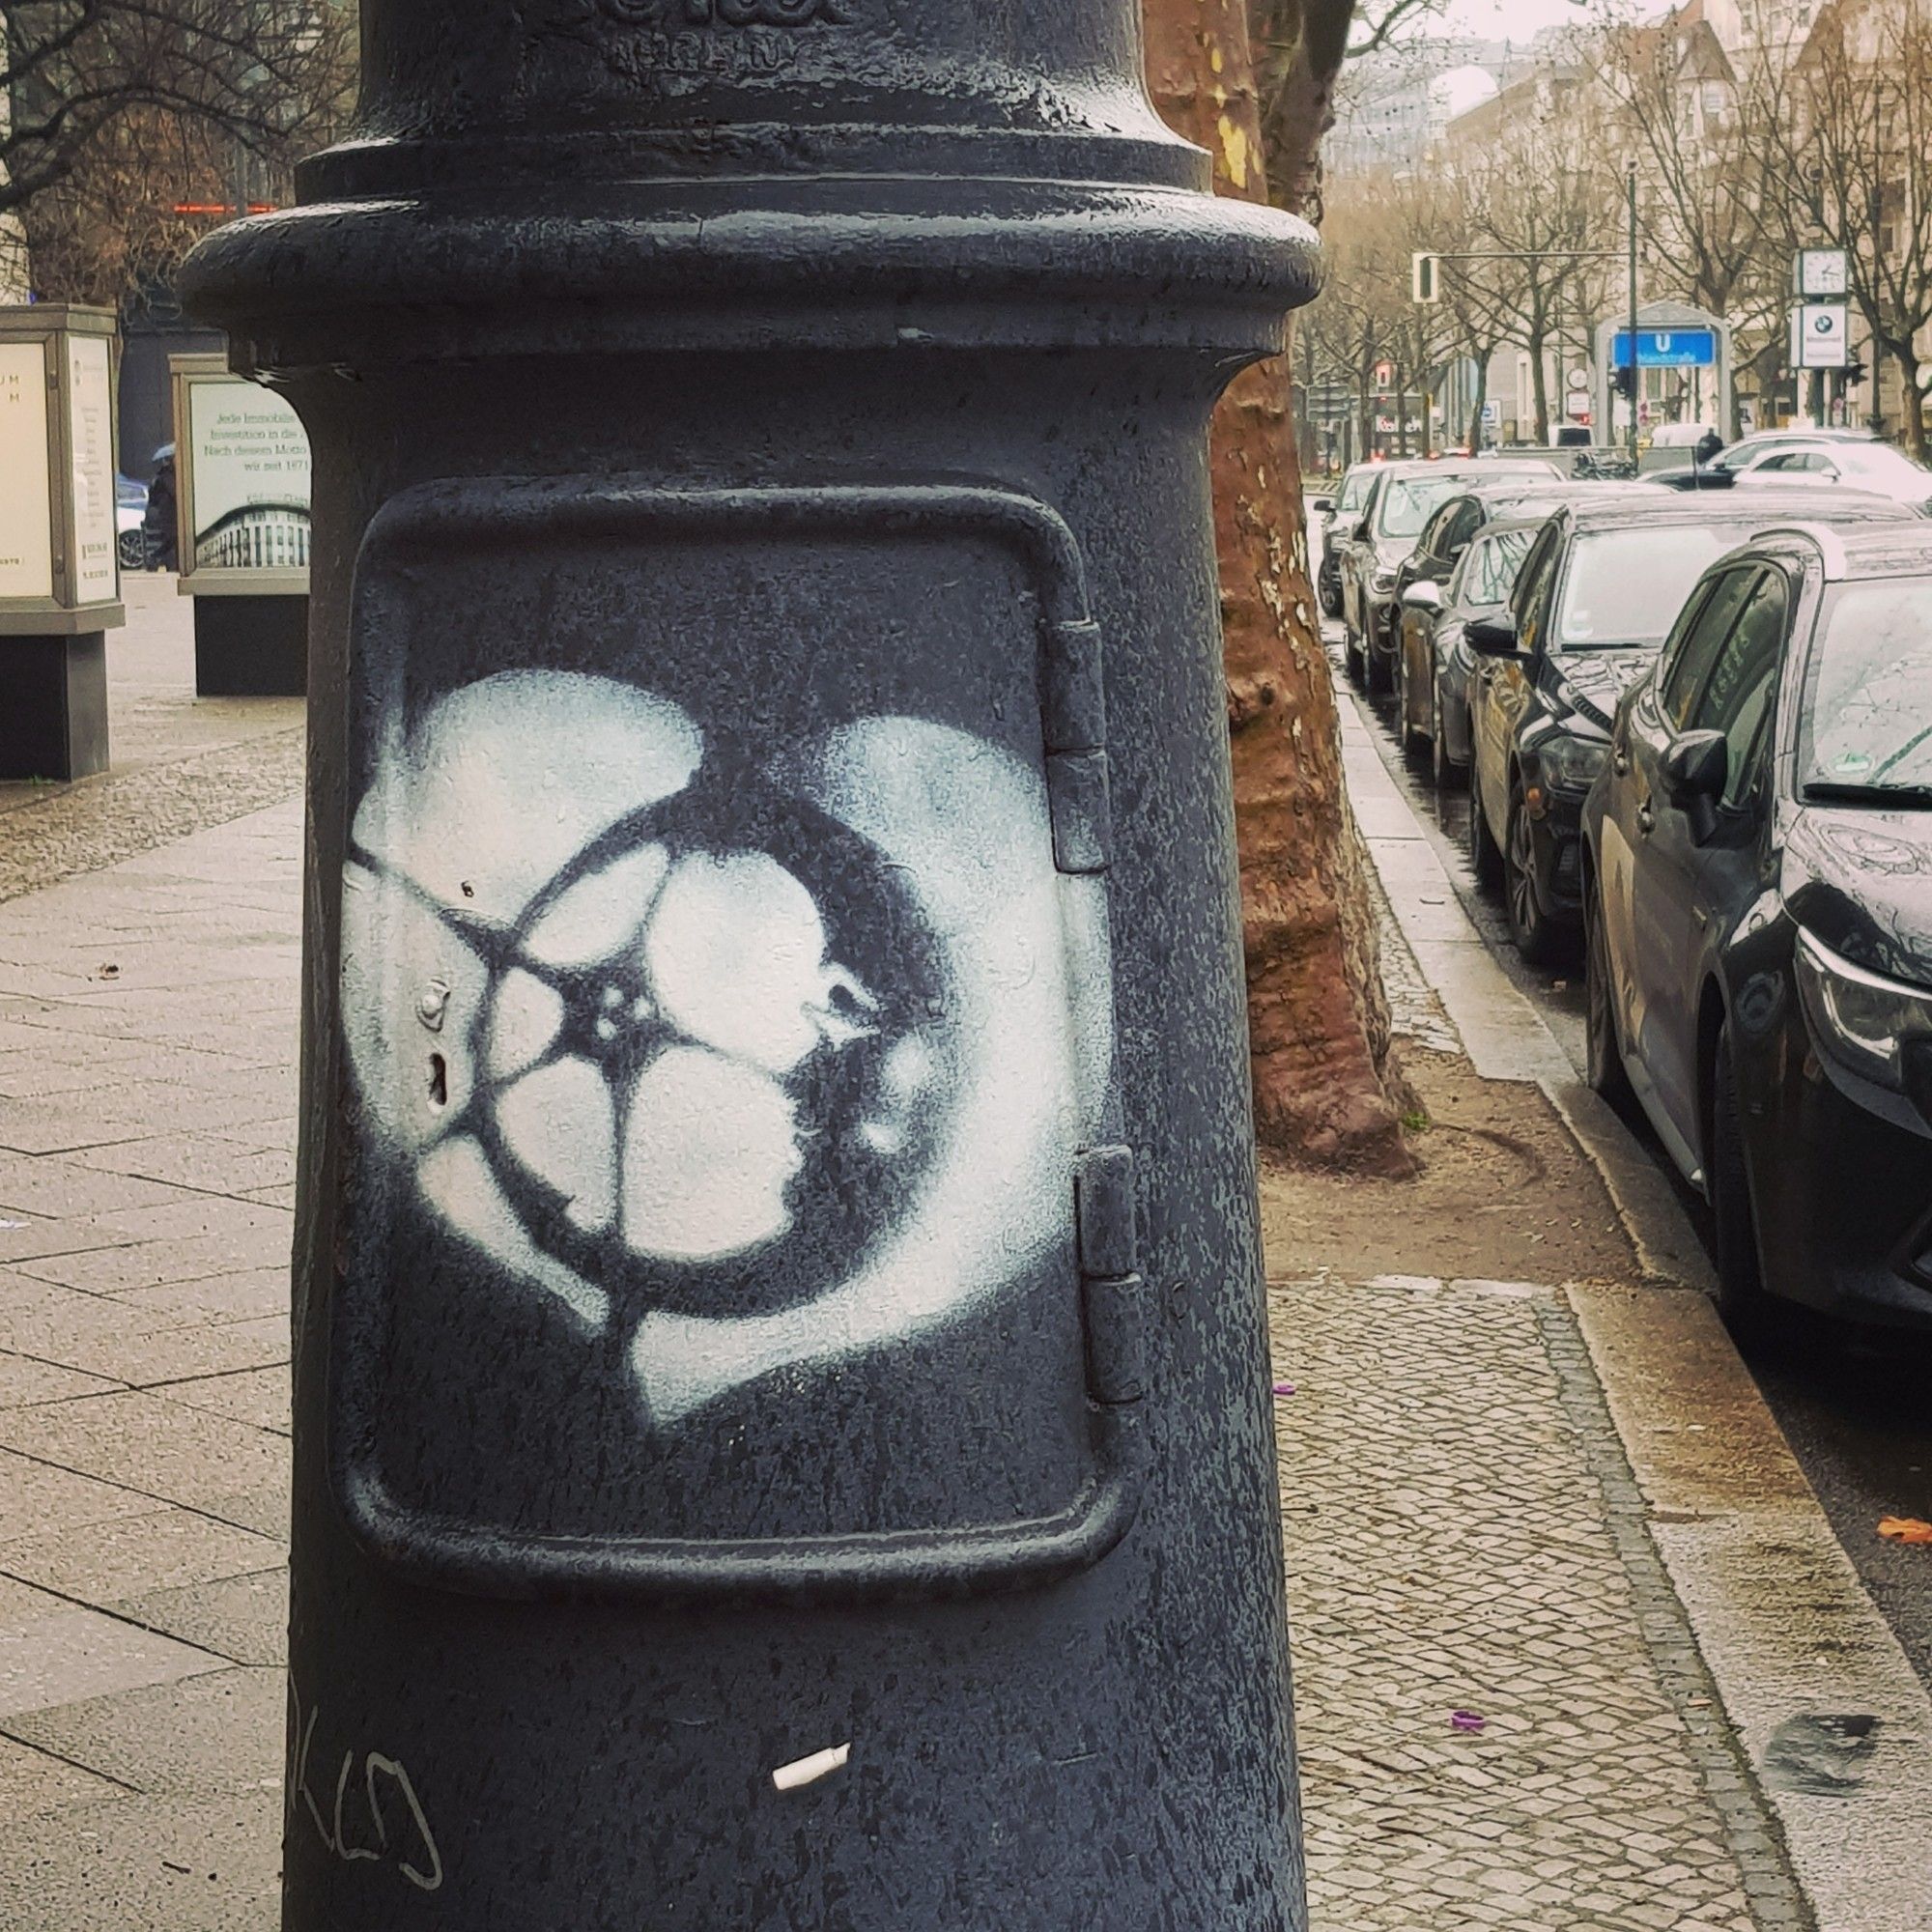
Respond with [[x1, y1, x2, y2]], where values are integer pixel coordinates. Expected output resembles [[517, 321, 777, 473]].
[[772, 1743, 851, 1792]]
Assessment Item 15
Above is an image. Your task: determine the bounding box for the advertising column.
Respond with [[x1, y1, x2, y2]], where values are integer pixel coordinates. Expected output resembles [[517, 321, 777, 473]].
[[0, 304, 125, 781], [171, 352, 310, 695]]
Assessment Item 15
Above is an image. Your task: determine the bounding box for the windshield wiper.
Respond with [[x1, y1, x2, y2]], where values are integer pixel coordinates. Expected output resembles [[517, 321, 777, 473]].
[[1804, 781, 1932, 808]]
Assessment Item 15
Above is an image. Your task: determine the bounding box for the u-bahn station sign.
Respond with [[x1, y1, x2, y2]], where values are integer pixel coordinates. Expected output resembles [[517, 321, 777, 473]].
[[170, 352, 311, 696], [0, 303, 125, 781]]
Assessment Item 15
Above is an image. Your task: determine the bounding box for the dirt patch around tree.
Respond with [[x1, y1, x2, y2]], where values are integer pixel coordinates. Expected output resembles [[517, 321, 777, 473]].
[[1258, 1044, 1638, 1284]]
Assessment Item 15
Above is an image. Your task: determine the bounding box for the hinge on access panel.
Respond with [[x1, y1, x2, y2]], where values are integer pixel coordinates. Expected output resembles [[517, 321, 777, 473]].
[[1075, 1145, 1143, 1405], [1044, 614, 1112, 875]]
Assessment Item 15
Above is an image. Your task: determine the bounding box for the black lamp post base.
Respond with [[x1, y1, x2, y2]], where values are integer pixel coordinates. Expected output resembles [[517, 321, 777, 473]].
[[0, 632, 109, 781], [193, 594, 308, 696]]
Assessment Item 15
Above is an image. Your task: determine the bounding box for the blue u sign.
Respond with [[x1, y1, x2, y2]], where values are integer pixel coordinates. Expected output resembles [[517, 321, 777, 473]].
[[1612, 328, 1719, 369]]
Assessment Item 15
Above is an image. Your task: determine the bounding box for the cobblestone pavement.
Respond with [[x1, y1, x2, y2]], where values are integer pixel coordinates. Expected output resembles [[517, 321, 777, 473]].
[[1365, 861, 1461, 1059], [1271, 1271, 1804, 1932]]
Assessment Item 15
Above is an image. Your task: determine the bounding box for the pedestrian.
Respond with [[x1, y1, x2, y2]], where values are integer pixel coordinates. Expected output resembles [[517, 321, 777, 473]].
[[142, 444, 178, 571]]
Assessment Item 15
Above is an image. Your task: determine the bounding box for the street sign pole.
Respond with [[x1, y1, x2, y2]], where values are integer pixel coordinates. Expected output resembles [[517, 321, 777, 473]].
[[183, 0, 1318, 1925], [1627, 161, 1640, 471]]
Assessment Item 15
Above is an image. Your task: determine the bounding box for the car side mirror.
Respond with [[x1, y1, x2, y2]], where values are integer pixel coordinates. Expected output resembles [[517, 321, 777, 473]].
[[1312, 497, 1335, 515], [1661, 727, 1727, 805], [1465, 614, 1519, 656], [1661, 727, 1728, 840], [1401, 581, 1443, 613]]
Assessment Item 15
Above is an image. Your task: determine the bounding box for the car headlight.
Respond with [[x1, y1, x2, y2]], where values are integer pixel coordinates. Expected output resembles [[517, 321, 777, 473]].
[[1370, 567, 1397, 594], [1532, 731, 1608, 792], [1796, 928, 1932, 1091]]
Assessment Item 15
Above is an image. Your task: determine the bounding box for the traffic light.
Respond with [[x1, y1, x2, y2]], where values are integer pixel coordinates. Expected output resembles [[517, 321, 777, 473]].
[[1612, 367, 1636, 399], [1411, 252, 1440, 304]]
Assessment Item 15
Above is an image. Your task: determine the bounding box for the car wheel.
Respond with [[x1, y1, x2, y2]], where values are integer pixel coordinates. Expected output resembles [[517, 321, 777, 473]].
[[1319, 570, 1342, 620], [1431, 690, 1465, 792], [1397, 644, 1426, 758], [117, 528, 147, 570], [1343, 616, 1364, 685], [1711, 1026, 1782, 1349], [1583, 883, 1633, 1105], [1505, 781, 1566, 964], [1366, 626, 1393, 696], [1467, 771, 1503, 889]]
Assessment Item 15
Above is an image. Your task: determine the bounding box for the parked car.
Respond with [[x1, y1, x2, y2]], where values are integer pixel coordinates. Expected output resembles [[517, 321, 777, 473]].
[[1392, 481, 1609, 780], [1313, 465, 1373, 619], [1397, 515, 1544, 790], [1581, 521, 1932, 1340], [1338, 457, 1560, 695], [1657, 436, 1932, 510], [115, 473, 149, 569], [1732, 440, 1932, 510], [1710, 426, 1880, 474], [1464, 490, 1916, 963]]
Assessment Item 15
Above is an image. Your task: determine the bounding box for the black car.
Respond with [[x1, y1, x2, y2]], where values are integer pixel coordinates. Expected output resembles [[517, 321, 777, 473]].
[[1392, 481, 1608, 780], [1465, 491, 1915, 963], [1313, 464, 1372, 619], [1337, 457, 1558, 695], [1582, 522, 1932, 1338]]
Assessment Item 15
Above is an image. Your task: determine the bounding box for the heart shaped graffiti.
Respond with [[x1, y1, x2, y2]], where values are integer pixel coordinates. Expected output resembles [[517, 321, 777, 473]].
[[340, 670, 1112, 1425]]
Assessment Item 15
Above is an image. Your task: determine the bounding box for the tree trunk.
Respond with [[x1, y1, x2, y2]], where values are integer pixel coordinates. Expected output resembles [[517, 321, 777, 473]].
[[1294, 330, 1320, 472], [1255, 0, 1354, 225], [1896, 348, 1925, 456], [1465, 349, 1489, 454], [1530, 332, 1552, 445], [1145, 0, 1411, 1170]]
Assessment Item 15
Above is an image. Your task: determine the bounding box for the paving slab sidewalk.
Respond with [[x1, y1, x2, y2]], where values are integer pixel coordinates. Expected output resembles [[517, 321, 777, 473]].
[[0, 795, 298, 1931]]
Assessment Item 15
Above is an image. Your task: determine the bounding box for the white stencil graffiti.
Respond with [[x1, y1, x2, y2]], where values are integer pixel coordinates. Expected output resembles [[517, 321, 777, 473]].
[[340, 670, 1111, 1424]]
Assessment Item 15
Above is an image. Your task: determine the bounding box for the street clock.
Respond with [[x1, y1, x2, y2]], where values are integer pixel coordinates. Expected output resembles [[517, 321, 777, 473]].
[[1797, 248, 1851, 298]]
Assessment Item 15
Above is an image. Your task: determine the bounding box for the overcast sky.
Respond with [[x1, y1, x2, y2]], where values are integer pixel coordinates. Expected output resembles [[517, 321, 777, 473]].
[[1427, 0, 1605, 44]]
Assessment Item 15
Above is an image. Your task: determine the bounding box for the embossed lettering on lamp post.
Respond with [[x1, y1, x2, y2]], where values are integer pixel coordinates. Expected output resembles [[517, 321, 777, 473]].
[[183, 0, 1320, 1921]]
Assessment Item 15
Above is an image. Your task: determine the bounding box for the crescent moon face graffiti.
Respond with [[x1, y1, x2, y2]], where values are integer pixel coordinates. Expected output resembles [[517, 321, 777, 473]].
[[339, 670, 1114, 1428]]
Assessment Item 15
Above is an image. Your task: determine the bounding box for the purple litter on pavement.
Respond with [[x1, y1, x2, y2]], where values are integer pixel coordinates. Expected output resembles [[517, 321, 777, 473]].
[[1450, 1711, 1486, 1734]]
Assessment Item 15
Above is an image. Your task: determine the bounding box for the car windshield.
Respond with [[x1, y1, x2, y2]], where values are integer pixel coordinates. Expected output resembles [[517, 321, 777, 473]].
[[1373, 472, 1498, 537], [1463, 527, 1536, 605], [1552, 525, 1740, 648], [1480, 490, 1566, 524], [1337, 470, 1371, 513], [1800, 577, 1932, 798]]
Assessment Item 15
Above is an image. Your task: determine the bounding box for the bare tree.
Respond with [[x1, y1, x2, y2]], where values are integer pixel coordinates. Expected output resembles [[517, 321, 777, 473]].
[[1600, 7, 1787, 426], [1771, 0, 1932, 451], [1446, 68, 1607, 443], [1251, 0, 1445, 218], [1, 0, 353, 226]]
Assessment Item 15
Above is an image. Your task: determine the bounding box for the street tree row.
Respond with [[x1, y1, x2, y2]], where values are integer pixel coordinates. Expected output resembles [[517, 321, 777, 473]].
[[1303, 0, 1932, 456]]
